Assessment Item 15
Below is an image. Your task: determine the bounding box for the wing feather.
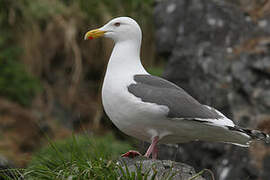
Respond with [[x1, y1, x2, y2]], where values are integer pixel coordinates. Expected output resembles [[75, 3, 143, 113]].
[[128, 75, 231, 125]]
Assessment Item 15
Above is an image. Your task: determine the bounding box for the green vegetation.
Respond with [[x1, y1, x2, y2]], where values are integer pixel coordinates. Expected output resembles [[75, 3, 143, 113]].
[[148, 67, 164, 77], [0, 133, 176, 180], [0, 0, 155, 106], [1, 133, 132, 179], [26, 133, 131, 179], [0, 0, 43, 106], [0, 58, 42, 106]]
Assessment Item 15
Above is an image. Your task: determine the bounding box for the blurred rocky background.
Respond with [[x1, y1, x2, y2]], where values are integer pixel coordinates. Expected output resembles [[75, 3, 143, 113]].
[[0, 0, 270, 179], [154, 0, 270, 179]]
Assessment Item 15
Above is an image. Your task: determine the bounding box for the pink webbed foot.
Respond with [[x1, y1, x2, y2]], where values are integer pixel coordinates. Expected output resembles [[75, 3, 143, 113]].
[[121, 150, 142, 158]]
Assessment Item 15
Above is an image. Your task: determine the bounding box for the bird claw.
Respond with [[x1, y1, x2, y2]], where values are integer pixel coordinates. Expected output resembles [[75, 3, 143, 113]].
[[121, 150, 142, 158]]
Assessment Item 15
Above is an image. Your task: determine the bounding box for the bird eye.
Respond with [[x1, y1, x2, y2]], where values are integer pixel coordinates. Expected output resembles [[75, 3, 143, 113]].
[[114, 22, 120, 27]]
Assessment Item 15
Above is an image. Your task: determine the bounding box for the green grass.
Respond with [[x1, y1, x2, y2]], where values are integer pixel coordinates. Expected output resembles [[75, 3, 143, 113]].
[[0, 133, 132, 179], [0, 133, 172, 180], [0, 133, 208, 180]]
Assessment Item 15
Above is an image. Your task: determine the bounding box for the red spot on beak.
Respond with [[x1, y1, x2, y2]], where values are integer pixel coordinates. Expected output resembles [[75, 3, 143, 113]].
[[88, 36, 94, 40]]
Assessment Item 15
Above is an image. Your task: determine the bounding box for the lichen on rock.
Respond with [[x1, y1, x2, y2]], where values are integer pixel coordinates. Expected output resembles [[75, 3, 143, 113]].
[[118, 157, 205, 180]]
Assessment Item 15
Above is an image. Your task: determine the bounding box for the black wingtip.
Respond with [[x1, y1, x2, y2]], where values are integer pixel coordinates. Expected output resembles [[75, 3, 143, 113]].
[[250, 130, 270, 143], [227, 126, 270, 144]]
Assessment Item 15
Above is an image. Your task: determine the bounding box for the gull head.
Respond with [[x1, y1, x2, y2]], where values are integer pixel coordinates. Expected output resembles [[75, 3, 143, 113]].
[[84, 17, 142, 43]]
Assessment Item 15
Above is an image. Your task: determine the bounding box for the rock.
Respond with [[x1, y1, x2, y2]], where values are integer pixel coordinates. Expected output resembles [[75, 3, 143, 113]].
[[262, 155, 270, 180], [154, 0, 270, 122], [154, 0, 270, 179], [0, 155, 15, 180], [118, 156, 205, 180]]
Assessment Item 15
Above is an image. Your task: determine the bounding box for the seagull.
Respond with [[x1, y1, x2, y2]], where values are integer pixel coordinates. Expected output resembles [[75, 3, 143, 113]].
[[84, 17, 269, 159]]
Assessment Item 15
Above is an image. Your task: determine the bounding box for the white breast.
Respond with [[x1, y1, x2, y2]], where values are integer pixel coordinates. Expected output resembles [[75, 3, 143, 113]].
[[102, 69, 171, 140], [101, 41, 173, 143]]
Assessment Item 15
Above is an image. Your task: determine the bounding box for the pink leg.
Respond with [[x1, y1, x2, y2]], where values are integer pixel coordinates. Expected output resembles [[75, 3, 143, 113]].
[[152, 145, 158, 159], [144, 136, 159, 158]]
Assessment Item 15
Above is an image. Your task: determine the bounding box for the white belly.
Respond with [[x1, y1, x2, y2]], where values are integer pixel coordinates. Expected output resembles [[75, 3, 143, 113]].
[[101, 74, 172, 143]]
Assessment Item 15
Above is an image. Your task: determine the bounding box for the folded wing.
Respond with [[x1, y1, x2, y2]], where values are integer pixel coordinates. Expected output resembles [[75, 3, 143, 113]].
[[128, 74, 233, 126]]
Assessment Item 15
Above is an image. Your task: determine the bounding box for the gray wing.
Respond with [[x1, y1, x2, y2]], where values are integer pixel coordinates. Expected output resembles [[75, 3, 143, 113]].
[[128, 74, 222, 119]]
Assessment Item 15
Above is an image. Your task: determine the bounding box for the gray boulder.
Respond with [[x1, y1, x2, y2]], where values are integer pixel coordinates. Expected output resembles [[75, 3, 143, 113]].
[[118, 156, 205, 180]]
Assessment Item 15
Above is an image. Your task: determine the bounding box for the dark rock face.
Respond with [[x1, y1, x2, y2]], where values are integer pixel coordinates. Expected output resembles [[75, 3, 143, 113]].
[[154, 0, 270, 179], [262, 155, 270, 180], [118, 157, 205, 180]]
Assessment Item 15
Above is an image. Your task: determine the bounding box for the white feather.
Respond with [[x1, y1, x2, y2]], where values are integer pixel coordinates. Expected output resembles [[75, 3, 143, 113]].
[[99, 17, 251, 146]]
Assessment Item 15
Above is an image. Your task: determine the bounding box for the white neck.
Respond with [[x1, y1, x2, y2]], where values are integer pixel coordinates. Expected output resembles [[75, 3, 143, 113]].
[[105, 40, 147, 77]]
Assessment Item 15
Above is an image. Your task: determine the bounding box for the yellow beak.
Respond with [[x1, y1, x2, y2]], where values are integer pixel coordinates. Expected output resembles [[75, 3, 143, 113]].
[[84, 29, 106, 40]]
